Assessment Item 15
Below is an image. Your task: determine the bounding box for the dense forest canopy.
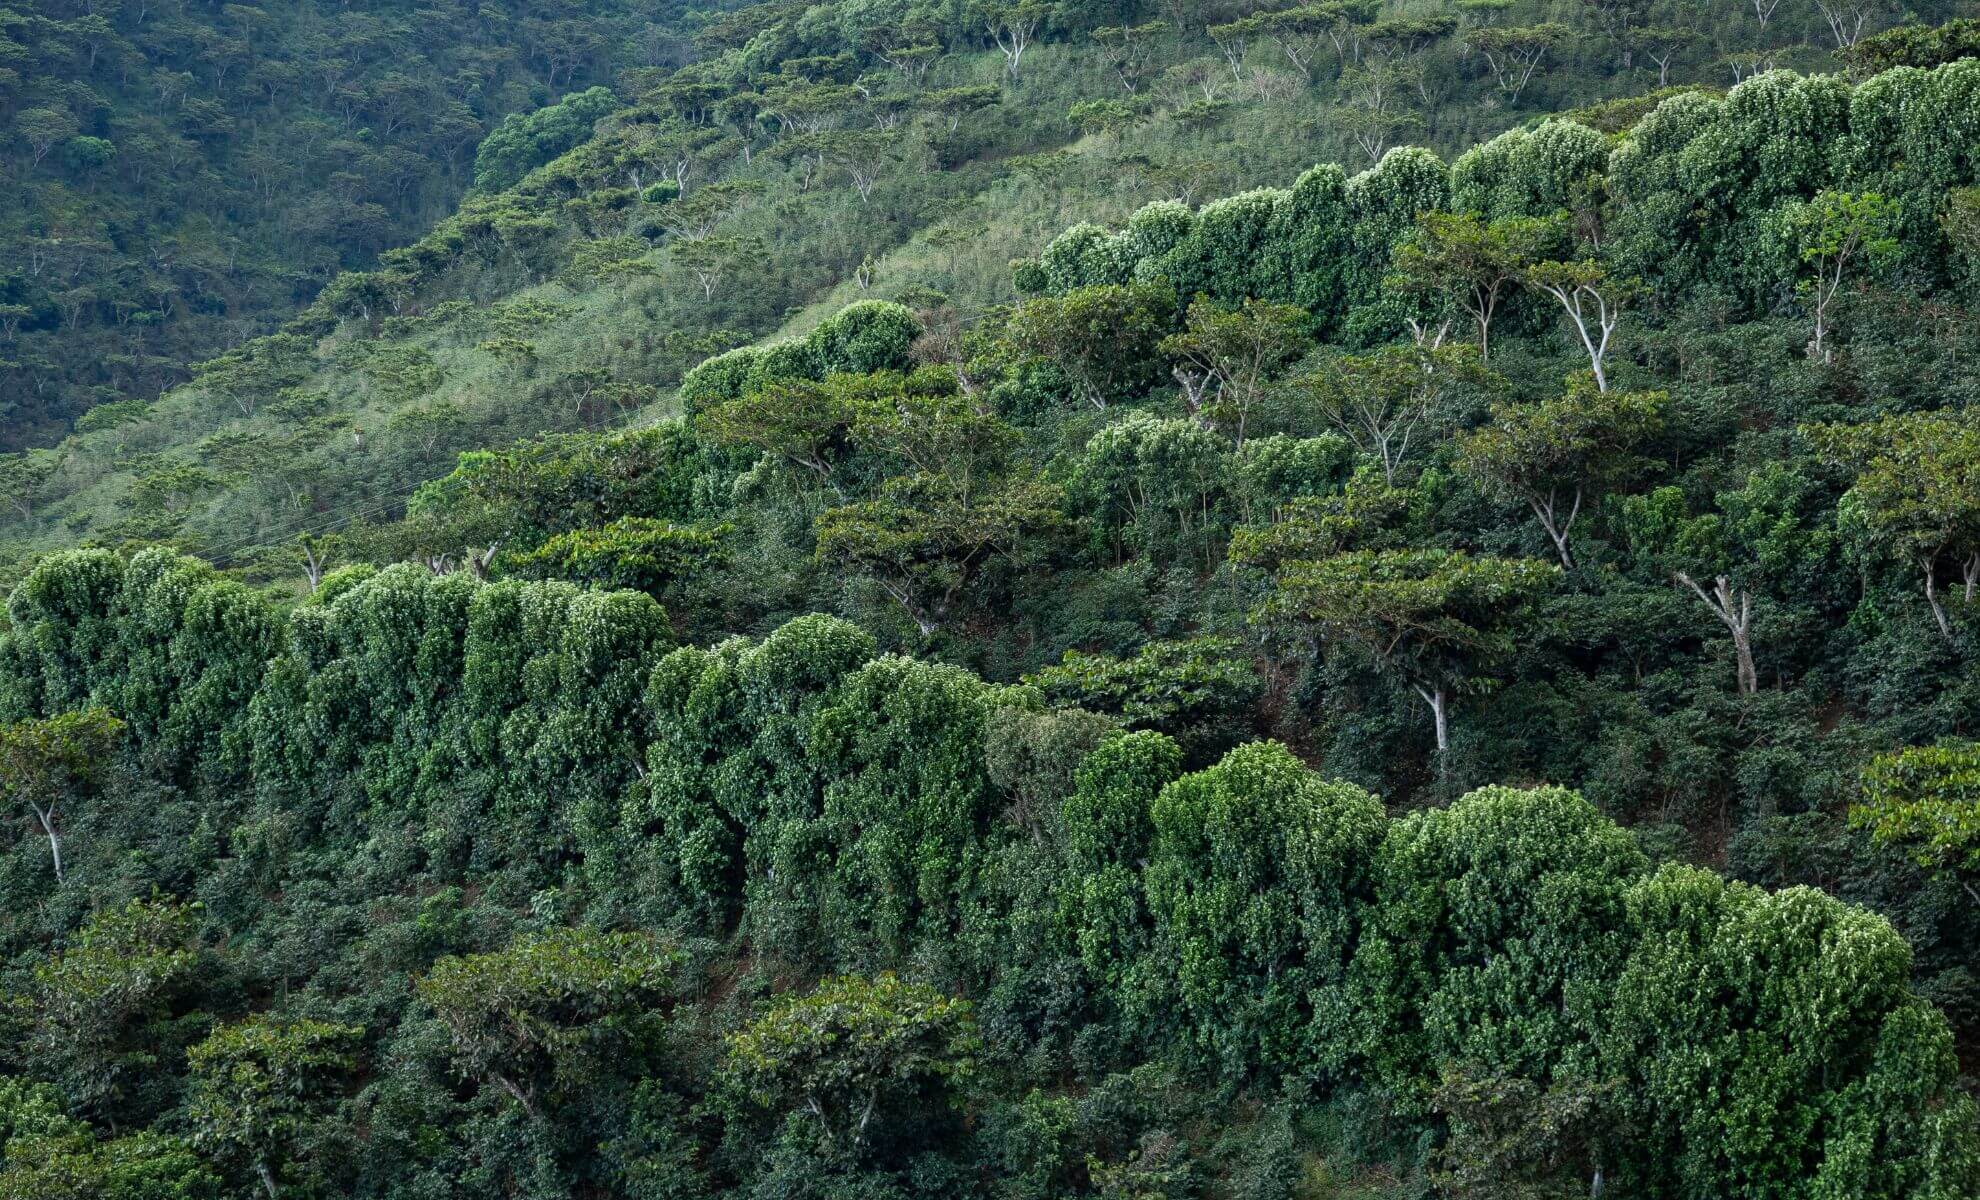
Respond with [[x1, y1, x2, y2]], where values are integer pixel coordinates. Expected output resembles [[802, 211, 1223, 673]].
[[5, 1, 1980, 1198]]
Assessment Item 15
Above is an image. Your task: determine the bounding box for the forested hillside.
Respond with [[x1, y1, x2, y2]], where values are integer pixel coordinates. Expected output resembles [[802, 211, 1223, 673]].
[[0, 0, 717, 448], [7, 2, 1980, 1198], [6, 0, 1963, 567]]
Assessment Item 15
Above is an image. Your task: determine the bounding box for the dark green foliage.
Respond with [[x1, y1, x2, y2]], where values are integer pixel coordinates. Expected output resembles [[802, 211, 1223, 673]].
[[1027, 637, 1260, 763], [1844, 18, 1980, 72], [1352, 786, 1646, 1108], [722, 973, 978, 1157], [417, 928, 677, 1119], [473, 88, 623, 193], [1605, 864, 1980, 1199], [0, 548, 1968, 1195], [185, 1015, 361, 1197], [7, 20, 1980, 1198], [1144, 742, 1386, 1082]]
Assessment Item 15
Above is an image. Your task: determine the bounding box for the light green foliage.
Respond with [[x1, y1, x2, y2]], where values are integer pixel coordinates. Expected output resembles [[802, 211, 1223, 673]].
[[699, 378, 857, 490], [0, 453, 57, 523], [0, 706, 122, 883], [1845, 17, 1980, 72], [506, 517, 731, 600], [1145, 743, 1386, 1080], [981, 702, 1118, 846], [0, 1128, 220, 1200], [1294, 343, 1496, 485], [1158, 298, 1309, 446], [1248, 548, 1556, 750], [417, 929, 677, 1119], [1808, 407, 1980, 639], [723, 973, 978, 1152], [1388, 211, 1557, 357], [1463, 24, 1569, 102], [1781, 189, 1901, 357], [1071, 412, 1233, 566], [406, 424, 714, 560], [1069, 99, 1139, 142], [814, 474, 1065, 637], [1231, 433, 1354, 520], [679, 301, 921, 419], [1853, 742, 1980, 885]]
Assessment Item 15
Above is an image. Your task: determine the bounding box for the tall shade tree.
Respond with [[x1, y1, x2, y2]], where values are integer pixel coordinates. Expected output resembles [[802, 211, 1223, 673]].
[[0, 707, 124, 884], [1464, 24, 1570, 101], [416, 929, 677, 1123], [30, 899, 197, 1123], [1297, 344, 1494, 485], [1523, 260, 1634, 391], [814, 475, 1064, 638], [697, 379, 858, 498], [1002, 284, 1174, 410], [187, 1016, 362, 1200], [1388, 211, 1553, 358], [1781, 189, 1900, 361], [1674, 572, 1759, 695], [1455, 376, 1666, 570], [1159, 298, 1309, 446], [1245, 548, 1557, 756], [723, 973, 978, 1154], [1852, 742, 1980, 903], [1808, 408, 1980, 642], [979, 2, 1050, 80]]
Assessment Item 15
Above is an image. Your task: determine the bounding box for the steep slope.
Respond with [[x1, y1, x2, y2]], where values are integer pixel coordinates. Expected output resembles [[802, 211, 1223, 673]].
[[0, 0, 719, 448], [9, 0, 1964, 578]]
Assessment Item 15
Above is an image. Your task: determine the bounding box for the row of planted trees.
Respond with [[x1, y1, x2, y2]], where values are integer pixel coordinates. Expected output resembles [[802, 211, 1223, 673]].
[[0, 548, 1976, 1196]]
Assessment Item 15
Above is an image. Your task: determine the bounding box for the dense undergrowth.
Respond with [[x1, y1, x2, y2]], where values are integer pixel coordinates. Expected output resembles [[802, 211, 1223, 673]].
[[7, 3, 1980, 1198]]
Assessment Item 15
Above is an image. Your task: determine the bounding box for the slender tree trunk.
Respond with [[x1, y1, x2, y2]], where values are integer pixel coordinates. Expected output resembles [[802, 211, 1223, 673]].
[[1532, 489, 1580, 571], [1924, 563, 1956, 643], [1413, 683, 1448, 758], [30, 801, 62, 882], [492, 1073, 541, 1123], [1677, 573, 1758, 694], [257, 1159, 279, 1200]]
